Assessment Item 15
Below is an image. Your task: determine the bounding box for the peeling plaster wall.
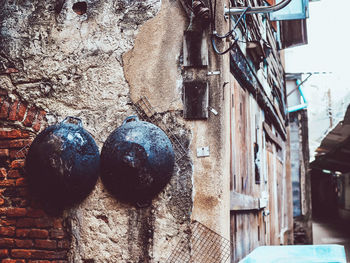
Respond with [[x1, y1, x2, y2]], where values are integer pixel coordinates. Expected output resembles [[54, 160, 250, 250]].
[[1, 0, 198, 262], [123, 0, 231, 241], [123, 0, 186, 113]]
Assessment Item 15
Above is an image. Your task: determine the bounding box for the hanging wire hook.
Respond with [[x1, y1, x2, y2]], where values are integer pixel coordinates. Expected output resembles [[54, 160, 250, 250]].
[[211, 7, 250, 55]]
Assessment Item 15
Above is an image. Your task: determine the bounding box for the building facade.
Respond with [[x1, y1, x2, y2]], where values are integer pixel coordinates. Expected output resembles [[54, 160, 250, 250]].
[[0, 0, 306, 262]]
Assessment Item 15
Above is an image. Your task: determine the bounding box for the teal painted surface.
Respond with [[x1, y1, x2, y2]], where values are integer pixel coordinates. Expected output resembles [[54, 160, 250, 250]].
[[239, 245, 346, 263], [270, 0, 309, 21]]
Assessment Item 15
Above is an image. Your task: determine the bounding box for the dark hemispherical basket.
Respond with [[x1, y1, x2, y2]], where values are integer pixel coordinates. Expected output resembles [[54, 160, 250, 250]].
[[25, 117, 100, 207], [100, 116, 174, 205]]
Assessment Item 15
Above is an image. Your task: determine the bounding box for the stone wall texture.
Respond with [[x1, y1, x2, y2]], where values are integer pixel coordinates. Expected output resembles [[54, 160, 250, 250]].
[[1, 1, 194, 262]]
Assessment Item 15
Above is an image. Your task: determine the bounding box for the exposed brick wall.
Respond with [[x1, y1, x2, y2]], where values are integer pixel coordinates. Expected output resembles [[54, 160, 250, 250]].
[[0, 89, 70, 262]]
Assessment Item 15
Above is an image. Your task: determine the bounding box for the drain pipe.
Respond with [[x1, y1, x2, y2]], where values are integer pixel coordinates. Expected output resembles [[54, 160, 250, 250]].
[[224, 0, 292, 16], [287, 79, 308, 113]]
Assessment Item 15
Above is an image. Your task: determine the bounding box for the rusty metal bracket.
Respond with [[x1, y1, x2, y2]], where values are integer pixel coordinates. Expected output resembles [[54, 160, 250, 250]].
[[207, 71, 221, 76]]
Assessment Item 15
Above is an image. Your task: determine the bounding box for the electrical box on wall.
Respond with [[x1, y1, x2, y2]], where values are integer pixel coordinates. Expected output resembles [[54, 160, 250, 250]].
[[183, 31, 208, 67], [183, 81, 209, 119], [197, 146, 210, 157]]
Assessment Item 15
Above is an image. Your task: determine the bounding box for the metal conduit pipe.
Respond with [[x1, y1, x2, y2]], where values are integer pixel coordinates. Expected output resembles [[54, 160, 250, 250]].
[[224, 0, 292, 16]]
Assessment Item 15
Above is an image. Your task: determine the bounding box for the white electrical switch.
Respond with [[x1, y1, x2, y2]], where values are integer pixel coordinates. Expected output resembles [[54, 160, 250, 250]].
[[197, 146, 210, 157], [208, 106, 218, 116]]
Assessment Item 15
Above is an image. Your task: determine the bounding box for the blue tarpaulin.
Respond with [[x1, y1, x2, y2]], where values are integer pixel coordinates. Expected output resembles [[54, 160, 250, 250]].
[[239, 245, 346, 263]]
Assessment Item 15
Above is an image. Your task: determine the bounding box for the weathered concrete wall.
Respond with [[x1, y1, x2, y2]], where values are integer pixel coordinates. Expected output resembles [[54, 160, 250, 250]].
[[123, 0, 231, 240], [1, 0, 198, 262], [289, 110, 312, 244]]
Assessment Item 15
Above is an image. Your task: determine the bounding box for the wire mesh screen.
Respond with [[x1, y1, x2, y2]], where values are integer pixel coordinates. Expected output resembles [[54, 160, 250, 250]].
[[134, 96, 156, 121], [15, 143, 31, 159], [166, 221, 232, 263], [134, 96, 187, 161]]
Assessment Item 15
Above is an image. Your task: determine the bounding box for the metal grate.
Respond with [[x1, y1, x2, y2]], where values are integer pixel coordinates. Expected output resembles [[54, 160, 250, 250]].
[[134, 96, 187, 161], [166, 221, 232, 263], [134, 96, 156, 121]]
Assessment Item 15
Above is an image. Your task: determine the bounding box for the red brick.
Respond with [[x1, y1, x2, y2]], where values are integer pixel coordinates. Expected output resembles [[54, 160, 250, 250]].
[[0, 139, 32, 149], [0, 179, 16, 187], [8, 100, 19, 121], [11, 249, 32, 258], [57, 240, 69, 249], [26, 209, 46, 218], [0, 130, 30, 139], [7, 208, 27, 217], [34, 218, 53, 228], [28, 229, 49, 239], [23, 107, 37, 127], [10, 160, 25, 169], [41, 250, 66, 260], [15, 239, 33, 248], [7, 170, 21, 179], [53, 219, 62, 229], [0, 149, 9, 158], [32, 110, 46, 132], [0, 89, 8, 96], [0, 226, 15, 236], [50, 229, 65, 239], [0, 238, 14, 248], [5, 68, 19, 74], [0, 219, 16, 227], [34, 239, 56, 249], [15, 229, 31, 238], [15, 178, 26, 187], [16, 102, 27, 122], [16, 218, 35, 227], [0, 168, 6, 179], [11, 249, 66, 259], [0, 100, 10, 119], [2, 259, 26, 263], [9, 149, 26, 159], [0, 249, 9, 258]]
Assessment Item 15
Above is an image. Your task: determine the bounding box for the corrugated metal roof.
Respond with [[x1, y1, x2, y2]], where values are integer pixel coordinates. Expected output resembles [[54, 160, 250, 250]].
[[311, 105, 350, 173]]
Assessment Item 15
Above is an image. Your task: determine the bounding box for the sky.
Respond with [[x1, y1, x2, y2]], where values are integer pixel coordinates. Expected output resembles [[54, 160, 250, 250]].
[[284, 0, 350, 159], [285, 0, 350, 76]]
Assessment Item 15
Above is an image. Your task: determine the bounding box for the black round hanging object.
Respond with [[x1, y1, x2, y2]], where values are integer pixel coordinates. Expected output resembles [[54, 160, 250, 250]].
[[100, 116, 175, 205], [25, 117, 100, 207]]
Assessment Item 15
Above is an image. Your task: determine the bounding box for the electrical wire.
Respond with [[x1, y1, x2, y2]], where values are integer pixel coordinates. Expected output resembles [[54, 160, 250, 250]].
[[215, 7, 250, 39], [211, 7, 250, 55], [211, 34, 239, 55]]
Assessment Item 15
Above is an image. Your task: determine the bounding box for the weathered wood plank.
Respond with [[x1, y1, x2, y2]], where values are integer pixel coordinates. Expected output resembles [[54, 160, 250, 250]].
[[230, 191, 260, 211], [263, 121, 283, 149], [230, 45, 287, 141]]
